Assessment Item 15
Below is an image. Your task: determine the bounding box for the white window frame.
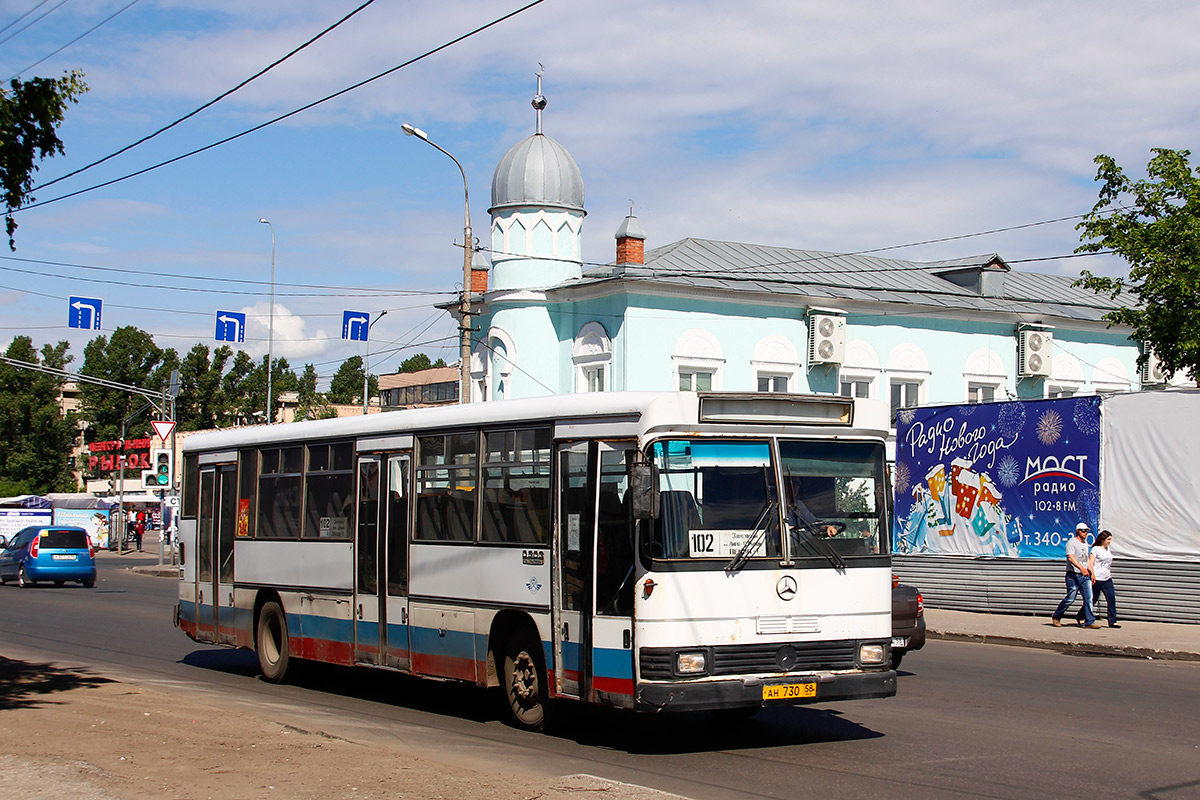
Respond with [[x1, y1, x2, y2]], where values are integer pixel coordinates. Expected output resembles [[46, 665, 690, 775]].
[[967, 382, 998, 404], [757, 373, 790, 393], [890, 379, 921, 413], [840, 377, 872, 398]]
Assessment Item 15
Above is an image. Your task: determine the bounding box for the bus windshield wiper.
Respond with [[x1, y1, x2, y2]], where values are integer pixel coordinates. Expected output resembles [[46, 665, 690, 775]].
[[725, 500, 776, 574], [790, 517, 847, 571]]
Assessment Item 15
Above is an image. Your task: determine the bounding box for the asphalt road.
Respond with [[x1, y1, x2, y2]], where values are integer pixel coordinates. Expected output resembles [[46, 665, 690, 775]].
[[2, 556, 1200, 800]]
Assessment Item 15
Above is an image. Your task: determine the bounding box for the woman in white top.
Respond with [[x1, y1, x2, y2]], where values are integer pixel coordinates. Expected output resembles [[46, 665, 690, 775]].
[[1091, 530, 1119, 628]]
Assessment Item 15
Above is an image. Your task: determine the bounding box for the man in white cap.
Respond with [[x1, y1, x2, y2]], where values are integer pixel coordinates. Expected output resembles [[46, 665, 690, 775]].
[[1051, 522, 1100, 628]]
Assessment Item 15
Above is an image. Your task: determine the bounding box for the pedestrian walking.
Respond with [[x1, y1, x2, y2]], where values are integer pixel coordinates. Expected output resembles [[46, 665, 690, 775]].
[[1052, 522, 1100, 629], [133, 518, 144, 552], [1091, 529, 1119, 628]]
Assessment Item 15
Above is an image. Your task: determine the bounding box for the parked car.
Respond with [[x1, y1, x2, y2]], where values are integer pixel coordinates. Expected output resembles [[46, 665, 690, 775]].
[[891, 576, 925, 669], [0, 526, 96, 588]]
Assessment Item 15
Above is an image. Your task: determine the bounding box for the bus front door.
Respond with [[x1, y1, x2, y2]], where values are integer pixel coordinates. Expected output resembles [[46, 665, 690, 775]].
[[355, 454, 412, 670], [554, 442, 636, 705]]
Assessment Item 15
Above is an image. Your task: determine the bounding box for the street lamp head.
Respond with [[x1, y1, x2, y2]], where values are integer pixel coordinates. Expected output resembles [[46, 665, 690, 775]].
[[401, 123, 428, 141], [258, 218, 269, 224]]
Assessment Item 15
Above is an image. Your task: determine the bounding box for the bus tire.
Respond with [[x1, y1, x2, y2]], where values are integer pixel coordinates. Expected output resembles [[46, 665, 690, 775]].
[[499, 630, 550, 732], [257, 601, 291, 683]]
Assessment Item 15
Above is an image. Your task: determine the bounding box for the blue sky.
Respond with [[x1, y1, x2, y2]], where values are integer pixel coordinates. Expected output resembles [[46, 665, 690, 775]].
[[1, 0, 1196, 387]]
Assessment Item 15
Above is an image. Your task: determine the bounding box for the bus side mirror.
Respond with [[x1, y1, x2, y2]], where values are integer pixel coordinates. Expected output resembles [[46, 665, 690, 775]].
[[630, 464, 659, 520]]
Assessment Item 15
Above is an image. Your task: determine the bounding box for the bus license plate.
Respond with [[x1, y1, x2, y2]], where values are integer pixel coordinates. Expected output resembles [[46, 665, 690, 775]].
[[52, 554, 76, 560], [762, 682, 816, 701]]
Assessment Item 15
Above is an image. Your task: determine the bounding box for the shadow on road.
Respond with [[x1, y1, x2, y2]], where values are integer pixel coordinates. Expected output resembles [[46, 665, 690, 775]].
[[177, 647, 882, 753], [0, 656, 112, 711]]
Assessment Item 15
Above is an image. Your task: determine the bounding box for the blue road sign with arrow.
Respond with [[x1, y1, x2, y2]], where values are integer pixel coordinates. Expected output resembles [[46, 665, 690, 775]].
[[68, 296, 102, 330], [215, 311, 246, 343], [343, 310, 369, 342]]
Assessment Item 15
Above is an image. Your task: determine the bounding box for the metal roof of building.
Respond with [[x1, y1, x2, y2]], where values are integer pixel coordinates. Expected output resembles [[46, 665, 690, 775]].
[[574, 238, 1134, 323]]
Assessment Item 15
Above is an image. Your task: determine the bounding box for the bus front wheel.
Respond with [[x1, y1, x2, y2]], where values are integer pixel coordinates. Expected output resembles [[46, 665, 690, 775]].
[[257, 601, 291, 683], [500, 632, 550, 732]]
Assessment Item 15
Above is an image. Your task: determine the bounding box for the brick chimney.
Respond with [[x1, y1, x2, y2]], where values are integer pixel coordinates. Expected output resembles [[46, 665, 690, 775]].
[[469, 246, 489, 293], [615, 212, 646, 265]]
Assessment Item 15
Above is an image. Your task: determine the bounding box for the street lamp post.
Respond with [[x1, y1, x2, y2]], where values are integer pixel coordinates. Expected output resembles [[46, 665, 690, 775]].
[[362, 309, 387, 414], [401, 123, 473, 404], [258, 218, 275, 423]]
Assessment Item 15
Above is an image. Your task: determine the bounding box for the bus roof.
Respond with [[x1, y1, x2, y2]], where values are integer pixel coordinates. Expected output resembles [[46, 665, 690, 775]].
[[181, 391, 890, 453]]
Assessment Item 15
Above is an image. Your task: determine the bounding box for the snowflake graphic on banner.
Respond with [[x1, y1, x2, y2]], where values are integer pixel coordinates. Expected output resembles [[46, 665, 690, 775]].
[[997, 402, 1027, 438], [898, 407, 917, 426], [997, 455, 1021, 487], [1074, 397, 1101, 436], [894, 461, 911, 495], [1037, 409, 1063, 445]]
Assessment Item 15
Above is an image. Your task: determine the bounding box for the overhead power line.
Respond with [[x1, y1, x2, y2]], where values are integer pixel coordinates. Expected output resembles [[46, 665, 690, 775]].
[[0, 0, 68, 48], [0, 253, 453, 296], [19, 0, 549, 211], [8, 0, 142, 81], [0, 0, 53, 37], [32, 0, 380, 189]]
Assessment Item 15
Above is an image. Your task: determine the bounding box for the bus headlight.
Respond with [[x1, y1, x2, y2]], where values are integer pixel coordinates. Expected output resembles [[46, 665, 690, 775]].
[[858, 643, 886, 665], [676, 651, 708, 674]]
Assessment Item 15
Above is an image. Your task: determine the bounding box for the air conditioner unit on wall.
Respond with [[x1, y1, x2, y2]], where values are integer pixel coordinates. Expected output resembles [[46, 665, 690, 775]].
[[1017, 329, 1053, 377], [808, 313, 846, 366], [1142, 347, 1168, 385]]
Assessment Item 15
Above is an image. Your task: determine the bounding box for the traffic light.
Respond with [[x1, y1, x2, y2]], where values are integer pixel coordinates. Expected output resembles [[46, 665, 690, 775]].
[[141, 469, 158, 489], [151, 448, 174, 488]]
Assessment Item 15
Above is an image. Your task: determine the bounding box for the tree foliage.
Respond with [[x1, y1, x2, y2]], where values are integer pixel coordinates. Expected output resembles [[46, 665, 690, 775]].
[[0, 71, 88, 249], [77, 326, 178, 442], [0, 336, 79, 493], [328, 355, 376, 405], [397, 353, 446, 373], [1075, 148, 1200, 383], [176, 343, 233, 431]]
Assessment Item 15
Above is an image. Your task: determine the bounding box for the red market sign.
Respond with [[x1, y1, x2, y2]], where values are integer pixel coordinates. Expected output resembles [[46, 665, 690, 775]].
[[87, 437, 152, 472]]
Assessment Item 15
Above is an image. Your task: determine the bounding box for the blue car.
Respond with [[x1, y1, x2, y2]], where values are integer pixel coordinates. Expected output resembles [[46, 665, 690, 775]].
[[0, 526, 96, 588]]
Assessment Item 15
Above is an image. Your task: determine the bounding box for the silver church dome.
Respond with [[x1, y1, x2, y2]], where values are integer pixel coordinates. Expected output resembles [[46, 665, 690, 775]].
[[489, 133, 585, 214]]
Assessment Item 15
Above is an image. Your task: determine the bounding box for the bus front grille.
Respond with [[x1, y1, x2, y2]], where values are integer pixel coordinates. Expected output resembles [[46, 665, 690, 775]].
[[639, 641, 859, 680]]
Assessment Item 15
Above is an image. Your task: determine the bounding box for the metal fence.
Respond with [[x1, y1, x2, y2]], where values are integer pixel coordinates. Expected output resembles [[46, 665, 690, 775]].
[[893, 555, 1200, 625]]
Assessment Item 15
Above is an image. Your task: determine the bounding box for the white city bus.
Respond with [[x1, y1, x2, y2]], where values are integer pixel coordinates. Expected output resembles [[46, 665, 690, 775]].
[[175, 391, 895, 729]]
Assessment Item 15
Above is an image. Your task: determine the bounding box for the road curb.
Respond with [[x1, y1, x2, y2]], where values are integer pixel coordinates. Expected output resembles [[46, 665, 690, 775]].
[[128, 565, 179, 578], [928, 630, 1200, 662]]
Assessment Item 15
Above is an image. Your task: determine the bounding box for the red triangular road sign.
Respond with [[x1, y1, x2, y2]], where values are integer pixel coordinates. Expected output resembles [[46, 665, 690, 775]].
[[151, 420, 177, 441]]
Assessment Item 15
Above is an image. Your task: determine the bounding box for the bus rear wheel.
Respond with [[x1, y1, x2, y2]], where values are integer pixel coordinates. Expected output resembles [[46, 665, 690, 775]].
[[257, 601, 291, 683], [500, 632, 550, 732]]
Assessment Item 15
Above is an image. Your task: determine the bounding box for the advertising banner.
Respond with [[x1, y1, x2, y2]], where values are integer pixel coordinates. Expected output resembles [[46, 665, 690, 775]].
[[53, 507, 113, 549], [892, 396, 1102, 559], [0, 509, 53, 542]]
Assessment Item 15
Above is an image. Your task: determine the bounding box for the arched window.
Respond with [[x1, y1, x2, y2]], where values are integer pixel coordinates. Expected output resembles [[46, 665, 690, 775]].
[[471, 327, 517, 402], [963, 347, 1008, 404], [672, 329, 724, 391], [838, 339, 882, 400], [886, 342, 931, 416], [751, 334, 800, 393], [573, 322, 611, 393]]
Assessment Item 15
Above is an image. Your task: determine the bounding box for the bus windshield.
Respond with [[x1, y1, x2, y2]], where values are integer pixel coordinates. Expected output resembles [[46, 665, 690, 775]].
[[781, 439, 888, 559], [646, 438, 888, 561], [648, 439, 780, 560]]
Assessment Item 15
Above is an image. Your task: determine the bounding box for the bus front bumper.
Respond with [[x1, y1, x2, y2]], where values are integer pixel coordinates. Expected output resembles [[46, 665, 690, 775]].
[[635, 669, 897, 712]]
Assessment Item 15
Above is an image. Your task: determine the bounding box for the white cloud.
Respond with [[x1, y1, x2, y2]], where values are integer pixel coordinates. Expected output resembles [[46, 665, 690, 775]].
[[239, 301, 329, 360]]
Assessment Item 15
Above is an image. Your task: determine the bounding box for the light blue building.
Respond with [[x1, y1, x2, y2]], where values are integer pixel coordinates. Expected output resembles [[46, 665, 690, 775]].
[[465, 93, 1169, 432]]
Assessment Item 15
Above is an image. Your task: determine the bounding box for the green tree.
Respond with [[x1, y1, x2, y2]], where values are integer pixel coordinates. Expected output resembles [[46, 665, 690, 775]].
[[328, 355, 376, 405], [1075, 148, 1200, 383], [295, 363, 335, 421], [0, 71, 88, 249], [177, 343, 233, 431], [78, 326, 175, 442], [397, 353, 445, 373], [0, 336, 79, 493]]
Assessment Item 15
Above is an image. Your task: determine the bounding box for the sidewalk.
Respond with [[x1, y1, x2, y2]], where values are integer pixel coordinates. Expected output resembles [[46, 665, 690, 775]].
[[925, 607, 1200, 661]]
